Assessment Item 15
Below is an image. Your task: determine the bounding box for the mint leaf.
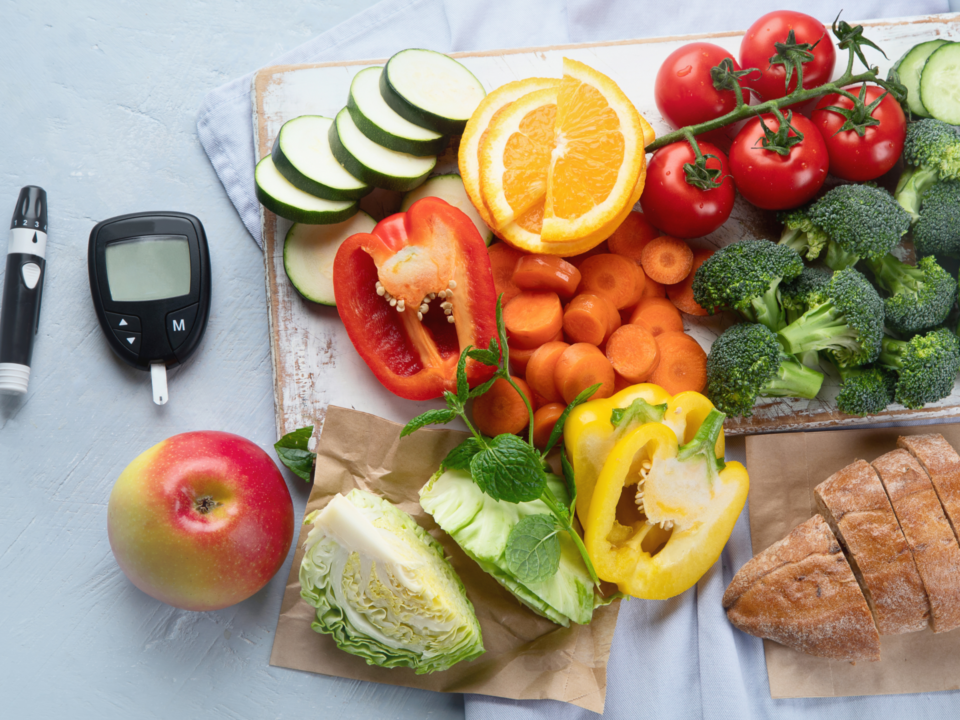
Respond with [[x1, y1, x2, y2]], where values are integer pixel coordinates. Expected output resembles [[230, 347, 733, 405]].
[[495, 296, 510, 371], [470, 433, 545, 503], [468, 375, 498, 399], [442, 437, 483, 471], [561, 448, 577, 517], [275, 426, 316, 482], [400, 409, 457, 437], [504, 514, 561, 583], [467, 338, 500, 367], [542, 383, 601, 455], [456, 347, 470, 402]]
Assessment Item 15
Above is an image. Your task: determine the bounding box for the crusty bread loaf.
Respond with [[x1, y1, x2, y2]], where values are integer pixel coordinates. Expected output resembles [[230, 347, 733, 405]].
[[723, 515, 881, 662], [814, 459, 930, 635], [871, 450, 960, 633], [898, 434, 960, 544]]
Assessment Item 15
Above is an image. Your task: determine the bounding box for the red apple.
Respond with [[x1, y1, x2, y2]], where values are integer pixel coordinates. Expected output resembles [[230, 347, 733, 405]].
[[107, 431, 295, 611]]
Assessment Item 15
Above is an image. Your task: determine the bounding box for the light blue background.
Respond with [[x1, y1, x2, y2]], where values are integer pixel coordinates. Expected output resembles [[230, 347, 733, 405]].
[[3, 2, 960, 719]]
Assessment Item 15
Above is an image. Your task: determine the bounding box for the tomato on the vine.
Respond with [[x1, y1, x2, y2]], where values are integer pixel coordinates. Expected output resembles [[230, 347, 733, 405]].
[[640, 141, 736, 239], [739, 11, 836, 101], [728, 110, 829, 211], [655, 42, 744, 145], [811, 84, 907, 182]]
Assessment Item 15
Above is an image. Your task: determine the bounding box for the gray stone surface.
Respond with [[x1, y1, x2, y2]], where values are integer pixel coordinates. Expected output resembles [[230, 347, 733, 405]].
[[0, 2, 463, 717]]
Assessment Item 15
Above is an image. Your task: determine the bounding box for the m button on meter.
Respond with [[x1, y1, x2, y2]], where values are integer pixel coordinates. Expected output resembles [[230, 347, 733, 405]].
[[167, 304, 198, 350]]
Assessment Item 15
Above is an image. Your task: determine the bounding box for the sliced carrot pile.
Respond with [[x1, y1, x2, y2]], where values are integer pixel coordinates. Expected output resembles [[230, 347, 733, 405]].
[[566, 241, 609, 267], [525, 340, 570, 404], [608, 211, 660, 263], [563, 293, 618, 346], [629, 297, 684, 336], [577, 254, 638, 310], [532, 403, 565, 449], [554, 343, 616, 404], [472, 377, 535, 437], [503, 290, 563, 349], [649, 332, 707, 394], [605, 324, 660, 383], [625, 262, 647, 307], [509, 329, 562, 375], [513, 255, 582, 299], [488, 242, 526, 307], [641, 235, 694, 285], [667, 247, 714, 317], [641, 276, 666, 299]]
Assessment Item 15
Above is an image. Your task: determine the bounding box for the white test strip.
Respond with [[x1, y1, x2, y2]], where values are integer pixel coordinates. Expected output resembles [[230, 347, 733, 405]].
[[150, 362, 168, 405]]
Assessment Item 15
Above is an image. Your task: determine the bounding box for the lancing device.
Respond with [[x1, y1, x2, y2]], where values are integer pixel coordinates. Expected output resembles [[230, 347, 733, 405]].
[[0, 186, 47, 394]]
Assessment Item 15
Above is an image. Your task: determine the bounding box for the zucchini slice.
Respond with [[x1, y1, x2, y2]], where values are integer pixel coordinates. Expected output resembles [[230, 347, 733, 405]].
[[328, 108, 436, 192], [920, 42, 960, 124], [401, 174, 493, 245], [347, 67, 447, 157], [893, 40, 949, 118], [272, 115, 371, 200], [381, 49, 486, 135], [283, 211, 377, 305], [255, 155, 358, 224]]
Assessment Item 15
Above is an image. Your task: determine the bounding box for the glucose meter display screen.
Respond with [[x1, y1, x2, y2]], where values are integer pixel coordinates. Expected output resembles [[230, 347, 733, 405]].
[[105, 235, 191, 302]]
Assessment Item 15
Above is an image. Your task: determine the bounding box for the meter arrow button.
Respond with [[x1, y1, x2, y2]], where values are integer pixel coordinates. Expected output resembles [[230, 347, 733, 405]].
[[166, 304, 198, 350], [105, 312, 141, 333], [112, 330, 142, 357]]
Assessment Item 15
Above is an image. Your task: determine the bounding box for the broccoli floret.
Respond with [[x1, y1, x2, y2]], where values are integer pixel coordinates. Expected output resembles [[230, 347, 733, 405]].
[[804, 184, 911, 271], [691, 240, 803, 331], [912, 180, 960, 258], [780, 266, 832, 326], [865, 254, 957, 334], [777, 267, 885, 368], [878, 328, 960, 409], [895, 119, 960, 221], [778, 207, 830, 261], [832, 362, 894, 417], [705, 322, 824, 417]]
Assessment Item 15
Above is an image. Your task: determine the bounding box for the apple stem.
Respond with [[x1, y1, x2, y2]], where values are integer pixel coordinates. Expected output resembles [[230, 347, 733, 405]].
[[195, 496, 221, 514]]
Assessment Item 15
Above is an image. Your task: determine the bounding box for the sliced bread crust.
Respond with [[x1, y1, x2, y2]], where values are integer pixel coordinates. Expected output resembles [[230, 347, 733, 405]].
[[871, 449, 960, 633], [723, 515, 881, 662], [898, 434, 960, 545], [814, 459, 930, 635]]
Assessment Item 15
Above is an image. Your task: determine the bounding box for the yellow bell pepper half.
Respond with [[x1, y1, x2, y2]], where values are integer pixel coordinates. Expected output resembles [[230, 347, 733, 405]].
[[583, 406, 748, 600], [565, 385, 725, 525]]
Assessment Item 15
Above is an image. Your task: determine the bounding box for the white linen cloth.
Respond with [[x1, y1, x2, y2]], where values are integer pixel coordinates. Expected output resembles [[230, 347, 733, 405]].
[[198, 1, 959, 717]]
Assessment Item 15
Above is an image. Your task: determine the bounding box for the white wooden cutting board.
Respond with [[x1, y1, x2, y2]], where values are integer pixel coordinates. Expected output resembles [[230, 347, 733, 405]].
[[252, 13, 960, 438]]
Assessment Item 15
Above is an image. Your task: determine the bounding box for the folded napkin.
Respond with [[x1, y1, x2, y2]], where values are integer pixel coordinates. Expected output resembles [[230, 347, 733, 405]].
[[198, 2, 960, 718]]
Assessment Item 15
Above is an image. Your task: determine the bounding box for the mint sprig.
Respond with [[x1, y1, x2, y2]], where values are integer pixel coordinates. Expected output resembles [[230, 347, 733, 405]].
[[275, 425, 317, 482], [401, 295, 601, 587]]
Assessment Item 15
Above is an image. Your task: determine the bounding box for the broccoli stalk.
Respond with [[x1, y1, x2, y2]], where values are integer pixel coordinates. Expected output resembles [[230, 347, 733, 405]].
[[895, 166, 939, 222], [878, 329, 960, 410], [865, 254, 956, 334], [895, 118, 960, 221], [778, 209, 829, 262], [760, 357, 825, 398]]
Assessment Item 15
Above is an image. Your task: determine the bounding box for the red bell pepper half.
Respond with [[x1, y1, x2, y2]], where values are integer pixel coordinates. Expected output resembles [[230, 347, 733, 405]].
[[333, 197, 498, 401]]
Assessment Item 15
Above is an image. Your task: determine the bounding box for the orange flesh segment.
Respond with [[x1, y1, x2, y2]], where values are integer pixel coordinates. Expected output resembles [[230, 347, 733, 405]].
[[503, 104, 557, 221]]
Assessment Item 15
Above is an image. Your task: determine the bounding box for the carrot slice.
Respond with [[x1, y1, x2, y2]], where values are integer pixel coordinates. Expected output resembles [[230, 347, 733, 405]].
[[509, 329, 562, 375], [605, 324, 660, 383], [532, 403, 565, 449], [525, 340, 570, 404], [667, 248, 714, 316], [641, 276, 666, 299], [624, 262, 647, 308], [488, 242, 526, 307], [566, 241, 609, 268], [614, 372, 634, 393], [649, 332, 707, 394], [513, 255, 582, 299], [472, 377, 535, 436], [608, 211, 660, 263], [641, 235, 694, 285], [503, 291, 563, 349], [554, 343, 616, 404], [577, 254, 638, 309], [563, 293, 619, 346], [629, 297, 684, 337]]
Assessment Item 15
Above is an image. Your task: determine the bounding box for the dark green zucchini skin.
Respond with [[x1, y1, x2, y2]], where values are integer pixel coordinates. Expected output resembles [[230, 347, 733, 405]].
[[272, 131, 371, 201], [327, 112, 434, 193], [380, 58, 474, 136], [346, 95, 448, 157], [255, 158, 359, 225]]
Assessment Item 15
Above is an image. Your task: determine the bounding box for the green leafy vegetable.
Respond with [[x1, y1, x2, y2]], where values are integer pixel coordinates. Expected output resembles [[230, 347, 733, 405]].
[[400, 409, 457, 438], [274, 425, 316, 481], [442, 437, 483, 471], [505, 514, 561, 584], [470, 434, 546, 503]]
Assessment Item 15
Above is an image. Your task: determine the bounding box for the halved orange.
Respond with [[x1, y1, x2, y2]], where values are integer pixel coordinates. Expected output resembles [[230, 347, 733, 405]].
[[459, 77, 559, 231]]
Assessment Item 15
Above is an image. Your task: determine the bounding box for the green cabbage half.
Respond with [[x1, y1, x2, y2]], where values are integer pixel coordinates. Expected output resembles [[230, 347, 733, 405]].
[[299, 489, 484, 674], [419, 470, 596, 627]]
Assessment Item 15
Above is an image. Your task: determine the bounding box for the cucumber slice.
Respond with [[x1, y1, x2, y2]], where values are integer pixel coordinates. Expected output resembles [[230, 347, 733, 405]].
[[347, 67, 447, 157], [328, 108, 436, 192], [894, 40, 950, 118], [401, 174, 493, 246], [272, 116, 371, 200], [255, 155, 358, 224], [920, 42, 960, 125], [283, 211, 377, 305], [381, 49, 486, 135]]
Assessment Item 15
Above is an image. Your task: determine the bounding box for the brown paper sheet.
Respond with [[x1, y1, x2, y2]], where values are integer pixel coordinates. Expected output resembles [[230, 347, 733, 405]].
[[269, 405, 619, 712], [745, 423, 960, 699]]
